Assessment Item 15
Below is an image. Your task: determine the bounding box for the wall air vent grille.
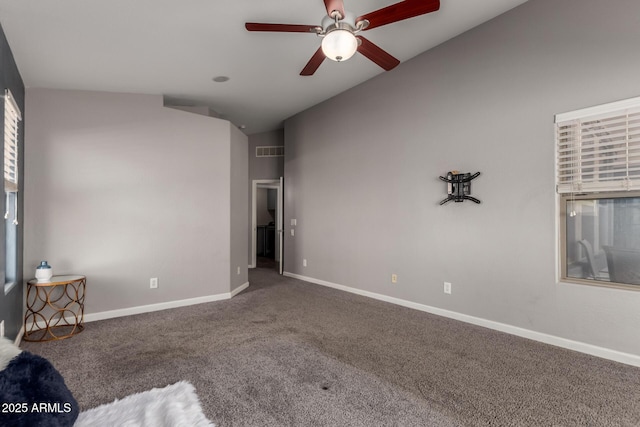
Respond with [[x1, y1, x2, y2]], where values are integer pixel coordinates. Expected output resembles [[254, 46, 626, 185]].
[[256, 146, 284, 158]]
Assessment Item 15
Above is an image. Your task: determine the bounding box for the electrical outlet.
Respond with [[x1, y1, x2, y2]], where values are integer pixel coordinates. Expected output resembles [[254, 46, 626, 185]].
[[150, 277, 158, 289], [303, 259, 307, 267], [0, 320, 4, 337], [391, 274, 398, 284], [237, 266, 241, 275], [444, 282, 452, 294], [291, 229, 295, 236]]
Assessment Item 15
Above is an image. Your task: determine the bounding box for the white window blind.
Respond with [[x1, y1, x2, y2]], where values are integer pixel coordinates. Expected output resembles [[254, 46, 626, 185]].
[[556, 97, 640, 194], [4, 89, 21, 193]]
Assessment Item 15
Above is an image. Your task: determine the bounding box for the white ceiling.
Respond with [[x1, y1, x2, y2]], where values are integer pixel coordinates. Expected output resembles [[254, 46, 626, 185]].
[[0, 0, 528, 135]]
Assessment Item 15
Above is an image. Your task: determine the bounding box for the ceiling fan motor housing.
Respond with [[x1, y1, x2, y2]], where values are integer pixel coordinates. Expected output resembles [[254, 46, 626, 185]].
[[320, 12, 361, 62]]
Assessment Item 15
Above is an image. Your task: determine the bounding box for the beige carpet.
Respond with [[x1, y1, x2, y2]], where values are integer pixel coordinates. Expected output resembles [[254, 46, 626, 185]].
[[21, 268, 640, 426]]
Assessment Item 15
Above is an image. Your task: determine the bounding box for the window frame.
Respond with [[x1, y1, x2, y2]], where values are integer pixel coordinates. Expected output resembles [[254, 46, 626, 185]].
[[556, 96, 640, 291], [3, 89, 21, 295], [558, 191, 640, 291]]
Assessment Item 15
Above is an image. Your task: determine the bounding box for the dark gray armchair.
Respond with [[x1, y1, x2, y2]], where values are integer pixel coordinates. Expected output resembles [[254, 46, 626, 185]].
[[603, 246, 640, 285], [577, 240, 609, 280]]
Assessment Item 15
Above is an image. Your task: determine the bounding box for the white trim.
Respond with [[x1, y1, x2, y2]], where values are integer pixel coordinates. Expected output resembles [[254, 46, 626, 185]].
[[26, 285, 251, 329], [24, 284, 252, 337], [3, 281, 17, 296], [283, 272, 640, 367], [555, 95, 640, 122], [278, 176, 283, 275], [83, 294, 228, 323], [555, 131, 562, 284], [251, 179, 282, 269], [14, 325, 24, 346], [231, 281, 249, 298]]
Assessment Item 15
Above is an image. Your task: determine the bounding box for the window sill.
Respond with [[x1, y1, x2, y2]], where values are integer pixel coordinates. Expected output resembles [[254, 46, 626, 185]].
[[559, 277, 639, 292], [4, 281, 17, 295]]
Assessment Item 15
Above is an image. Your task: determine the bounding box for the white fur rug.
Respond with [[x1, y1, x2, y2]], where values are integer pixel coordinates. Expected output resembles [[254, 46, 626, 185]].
[[75, 381, 214, 427], [0, 337, 22, 370]]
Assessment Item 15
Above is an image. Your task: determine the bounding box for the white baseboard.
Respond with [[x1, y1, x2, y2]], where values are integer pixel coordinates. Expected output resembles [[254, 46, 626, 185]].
[[283, 272, 640, 367], [25, 282, 251, 331], [83, 294, 223, 323], [85, 282, 250, 323], [14, 325, 24, 346], [231, 281, 250, 298]]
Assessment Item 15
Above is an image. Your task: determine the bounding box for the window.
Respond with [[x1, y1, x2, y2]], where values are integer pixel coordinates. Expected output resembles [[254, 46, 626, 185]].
[[556, 96, 640, 289], [4, 89, 21, 295]]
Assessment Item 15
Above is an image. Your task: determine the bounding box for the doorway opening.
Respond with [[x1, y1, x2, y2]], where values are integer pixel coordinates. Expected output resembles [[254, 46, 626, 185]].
[[251, 178, 283, 274]]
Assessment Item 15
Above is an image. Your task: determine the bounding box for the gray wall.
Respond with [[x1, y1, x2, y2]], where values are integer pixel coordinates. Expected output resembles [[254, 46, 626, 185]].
[[230, 124, 249, 290], [284, 0, 640, 356], [0, 22, 25, 340], [25, 89, 241, 314], [248, 130, 284, 263], [249, 130, 284, 181]]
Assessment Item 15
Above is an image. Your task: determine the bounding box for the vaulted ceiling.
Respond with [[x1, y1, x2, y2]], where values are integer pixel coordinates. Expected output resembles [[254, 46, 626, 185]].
[[0, 0, 528, 134]]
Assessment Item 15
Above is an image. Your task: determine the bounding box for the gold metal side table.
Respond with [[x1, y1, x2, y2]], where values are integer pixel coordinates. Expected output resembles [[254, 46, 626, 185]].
[[24, 275, 86, 342]]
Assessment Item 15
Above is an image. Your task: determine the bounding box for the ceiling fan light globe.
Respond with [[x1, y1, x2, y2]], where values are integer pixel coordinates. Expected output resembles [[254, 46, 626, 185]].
[[321, 29, 357, 62]]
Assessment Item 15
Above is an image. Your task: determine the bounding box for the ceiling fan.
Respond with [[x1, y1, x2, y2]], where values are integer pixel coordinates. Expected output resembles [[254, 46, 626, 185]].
[[245, 0, 440, 76]]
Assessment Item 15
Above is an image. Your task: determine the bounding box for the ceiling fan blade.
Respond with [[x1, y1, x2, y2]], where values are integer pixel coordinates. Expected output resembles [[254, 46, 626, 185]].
[[245, 23, 319, 33], [357, 0, 440, 31], [356, 36, 400, 71], [324, 0, 346, 19], [300, 47, 326, 76]]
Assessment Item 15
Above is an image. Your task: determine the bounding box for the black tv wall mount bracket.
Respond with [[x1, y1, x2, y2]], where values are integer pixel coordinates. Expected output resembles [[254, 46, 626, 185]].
[[439, 171, 481, 205]]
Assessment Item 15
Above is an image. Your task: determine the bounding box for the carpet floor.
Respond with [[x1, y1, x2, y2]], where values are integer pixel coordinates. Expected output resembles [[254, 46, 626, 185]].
[[21, 268, 640, 426]]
